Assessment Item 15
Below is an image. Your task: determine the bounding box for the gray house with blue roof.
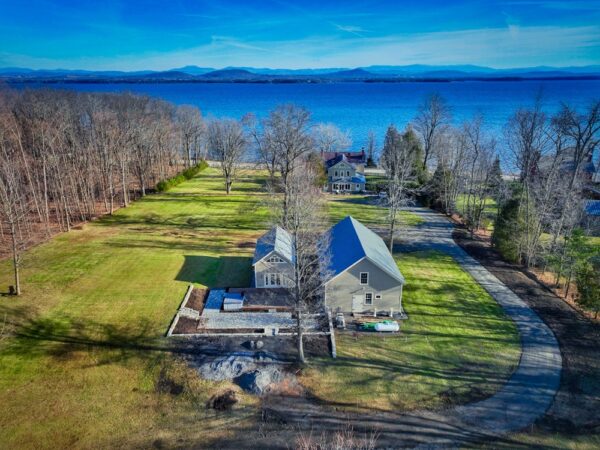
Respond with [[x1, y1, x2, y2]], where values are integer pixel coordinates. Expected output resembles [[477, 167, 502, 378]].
[[252, 226, 295, 288], [322, 216, 405, 314], [325, 154, 366, 193], [252, 216, 404, 314]]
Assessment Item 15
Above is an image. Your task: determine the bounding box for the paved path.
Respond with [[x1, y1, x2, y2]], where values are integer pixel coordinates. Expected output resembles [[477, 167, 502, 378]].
[[264, 207, 562, 448]]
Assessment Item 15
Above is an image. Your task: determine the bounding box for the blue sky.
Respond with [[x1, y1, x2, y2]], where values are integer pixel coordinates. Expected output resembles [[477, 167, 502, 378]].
[[1, 0, 599, 70]]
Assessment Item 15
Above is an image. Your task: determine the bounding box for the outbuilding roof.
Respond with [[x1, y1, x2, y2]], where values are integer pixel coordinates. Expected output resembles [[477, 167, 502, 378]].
[[252, 226, 294, 265], [585, 200, 600, 217], [323, 216, 405, 284]]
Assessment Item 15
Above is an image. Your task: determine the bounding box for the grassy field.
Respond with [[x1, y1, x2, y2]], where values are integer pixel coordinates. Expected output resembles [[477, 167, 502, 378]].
[[455, 194, 497, 231], [480, 431, 600, 449], [327, 194, 424, 228], [0, 168, 517, 448], [0, 169, 267, 449], [300, 251, 520, 412]]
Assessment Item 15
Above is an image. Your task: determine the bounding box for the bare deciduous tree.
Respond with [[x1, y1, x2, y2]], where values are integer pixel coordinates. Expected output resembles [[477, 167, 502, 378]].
[[413, 93, 452, 171], [268, 161, 331, 363], [261, 105, 314, 224], [0, 124, 29, 295], [176, 105, 205, 168], [381, 125, 418, 250], [207, 118, 248, 194], [313, 123, 351, 155]]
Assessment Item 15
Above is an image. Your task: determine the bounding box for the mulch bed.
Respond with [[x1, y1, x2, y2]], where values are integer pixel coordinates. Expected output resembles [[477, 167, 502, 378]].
[[453, 226, 600, 433], [186, 288, 207, 312]]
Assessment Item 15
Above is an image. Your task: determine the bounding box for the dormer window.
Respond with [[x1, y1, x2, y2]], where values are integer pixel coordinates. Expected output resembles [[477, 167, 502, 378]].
[[360, 272, 369, 285], [267, 255, 285, 263]]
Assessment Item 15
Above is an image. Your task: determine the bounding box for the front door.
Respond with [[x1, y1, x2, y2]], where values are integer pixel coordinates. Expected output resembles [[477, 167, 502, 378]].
[[352, 295, 363, 313]]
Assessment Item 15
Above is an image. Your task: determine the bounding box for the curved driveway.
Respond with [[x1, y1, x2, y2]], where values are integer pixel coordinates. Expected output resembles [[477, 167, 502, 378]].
[[265, 207, 562, 448]]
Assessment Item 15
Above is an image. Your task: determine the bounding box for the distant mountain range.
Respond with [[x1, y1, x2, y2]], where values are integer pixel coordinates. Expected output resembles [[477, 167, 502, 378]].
[[2, 64, 599, 83]]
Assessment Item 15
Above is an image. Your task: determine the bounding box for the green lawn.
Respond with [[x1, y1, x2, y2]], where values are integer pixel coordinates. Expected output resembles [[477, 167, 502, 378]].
[[0, 168, 518, 448], [455, 195, 497, 231], [327, 194, 424, 228], [300, 251, 520, 412], [0, 168, 264, 449], [480, 431, 600, 449]]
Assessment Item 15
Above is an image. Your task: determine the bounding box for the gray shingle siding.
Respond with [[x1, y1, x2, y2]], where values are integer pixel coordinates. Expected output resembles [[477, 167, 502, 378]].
[[324, 258, 403, 313]]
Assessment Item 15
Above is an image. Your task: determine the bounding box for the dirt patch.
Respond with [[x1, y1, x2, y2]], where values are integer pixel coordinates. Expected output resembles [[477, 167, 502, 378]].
[[438, 386, 488, 407], [172, 316, 199, 334], [453, 227, 600, 432], [156, 369, 184, 396], [186, 288, 206, 311], [207, 389, 238, 410], [303, 335, 331, 357], [237, 241, 256, 249]]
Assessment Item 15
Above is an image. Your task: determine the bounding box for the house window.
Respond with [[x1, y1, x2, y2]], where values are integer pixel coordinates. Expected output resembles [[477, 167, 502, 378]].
[[346, 170, 350, 177], [345, 184, 350, 190], [360, 272, 369, 285], [267, 255, 284, 263], [264, 273, 282, 286], [375, 294, 382, 300], [334, 170, 338, 177], [365, 293, 373, 305]]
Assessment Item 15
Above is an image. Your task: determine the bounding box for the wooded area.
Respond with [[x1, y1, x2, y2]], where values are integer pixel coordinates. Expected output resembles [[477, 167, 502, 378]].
[[0, 88, 206, 294]]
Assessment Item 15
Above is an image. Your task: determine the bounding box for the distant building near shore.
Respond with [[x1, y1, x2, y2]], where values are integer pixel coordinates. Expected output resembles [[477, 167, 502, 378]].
[[322, 152, 367, 193]]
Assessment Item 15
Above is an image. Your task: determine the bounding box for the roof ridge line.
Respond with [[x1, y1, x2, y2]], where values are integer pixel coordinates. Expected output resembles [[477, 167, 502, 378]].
[[347, 216, 367, 258]]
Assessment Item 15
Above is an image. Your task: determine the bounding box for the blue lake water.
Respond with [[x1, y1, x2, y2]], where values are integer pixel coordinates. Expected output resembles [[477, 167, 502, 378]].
[[13, 80, 600, 149]]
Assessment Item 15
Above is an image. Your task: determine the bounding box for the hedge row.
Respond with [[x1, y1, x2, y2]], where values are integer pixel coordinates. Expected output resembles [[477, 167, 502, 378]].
[[156, 160, 209, 192]]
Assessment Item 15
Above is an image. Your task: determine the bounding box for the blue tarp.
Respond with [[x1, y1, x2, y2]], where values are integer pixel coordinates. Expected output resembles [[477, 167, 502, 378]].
[[204, 289, 225, 310]]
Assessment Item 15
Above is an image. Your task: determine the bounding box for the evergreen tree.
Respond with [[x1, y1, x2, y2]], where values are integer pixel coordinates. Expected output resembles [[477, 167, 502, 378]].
[[492, 194, 533, 263], [404, 126, 427, 184], [428, 161, 454, 213], [487, 156, 505, 211]]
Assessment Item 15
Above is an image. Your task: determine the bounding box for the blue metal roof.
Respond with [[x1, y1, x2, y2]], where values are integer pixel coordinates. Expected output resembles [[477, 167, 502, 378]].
[[351, 174, 366, 184], [252, 226, 294, 265], [204, 289, 225, 310], [585, 200, 600, 216], [323, 216, 404, 284], [325, 154, 348, 168]]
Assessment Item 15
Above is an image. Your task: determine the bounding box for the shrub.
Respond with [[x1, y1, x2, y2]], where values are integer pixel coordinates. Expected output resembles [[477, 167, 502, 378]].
[[156, 160, 208, 192], [576, 257, 600, 318]]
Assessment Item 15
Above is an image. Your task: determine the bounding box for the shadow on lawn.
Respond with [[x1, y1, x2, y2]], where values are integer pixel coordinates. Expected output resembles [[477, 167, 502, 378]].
[[3, 314, 228, 366], [175, 255, 252, 287]]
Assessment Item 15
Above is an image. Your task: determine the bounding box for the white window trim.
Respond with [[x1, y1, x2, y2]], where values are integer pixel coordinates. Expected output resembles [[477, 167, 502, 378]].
[[365, 292, 373, 305], [375, 294, 382, 300], [264, 272, 283, 287], [267, 255, 284, 263], [360, 272, 369, 285]]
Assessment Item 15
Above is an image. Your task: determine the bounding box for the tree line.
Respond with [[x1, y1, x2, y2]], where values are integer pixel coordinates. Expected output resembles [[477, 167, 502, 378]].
[[0, 88, 207, 294], [400, 94, 600, 317]]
